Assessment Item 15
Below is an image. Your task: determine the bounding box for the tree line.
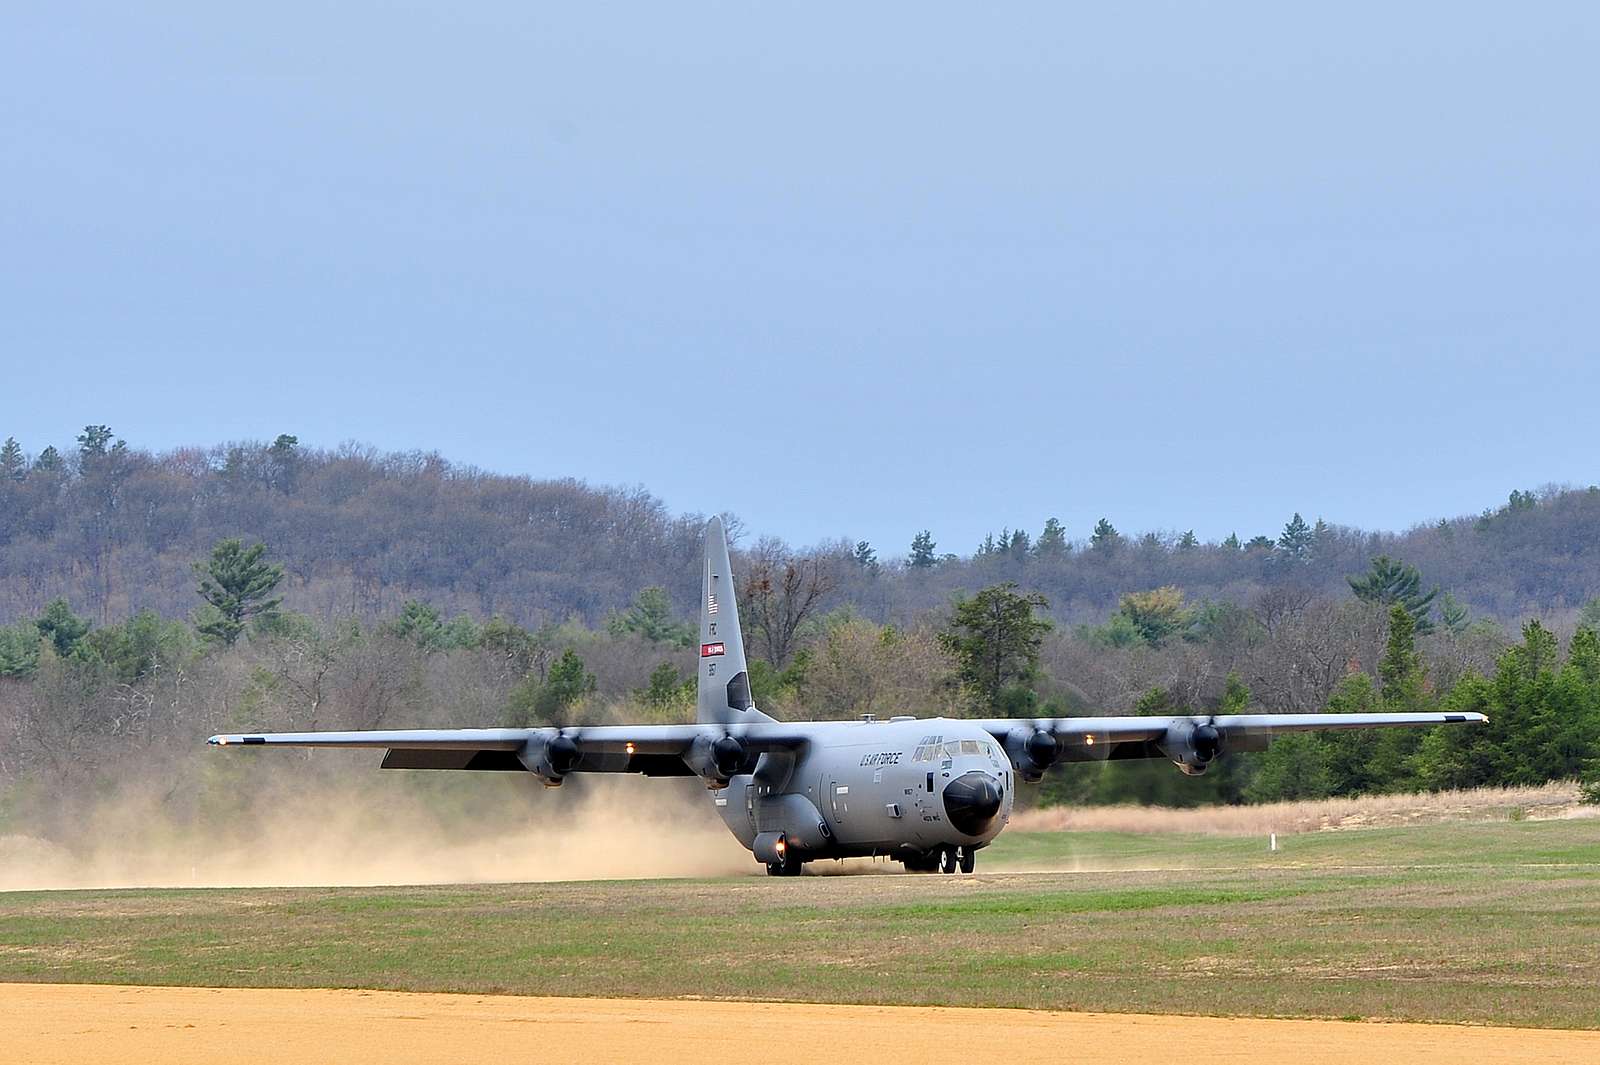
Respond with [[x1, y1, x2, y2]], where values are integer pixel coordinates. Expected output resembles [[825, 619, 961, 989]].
[[3, 429, 1600, 634], [3, 527, 1597, 848]]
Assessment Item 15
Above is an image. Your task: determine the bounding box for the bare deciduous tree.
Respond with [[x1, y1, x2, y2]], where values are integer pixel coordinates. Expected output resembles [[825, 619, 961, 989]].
[[738, 538, 837, 667]]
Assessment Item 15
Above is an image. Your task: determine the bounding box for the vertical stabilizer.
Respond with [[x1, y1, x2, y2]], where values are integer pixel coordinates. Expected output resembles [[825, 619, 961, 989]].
[[699, 516, 770, 724]]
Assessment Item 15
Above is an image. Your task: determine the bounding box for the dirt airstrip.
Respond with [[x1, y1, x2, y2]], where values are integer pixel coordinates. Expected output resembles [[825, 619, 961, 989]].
[[4, 984, 1597, 1065]]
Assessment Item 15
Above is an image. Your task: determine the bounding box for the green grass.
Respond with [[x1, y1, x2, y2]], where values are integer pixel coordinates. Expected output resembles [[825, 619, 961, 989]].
[[3, 820, 1599, 1028]]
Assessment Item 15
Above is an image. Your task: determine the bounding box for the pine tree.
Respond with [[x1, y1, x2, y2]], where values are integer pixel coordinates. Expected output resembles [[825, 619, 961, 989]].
[[35, 598, 90, 655], [853, 540, 879, 575], [194, 539, 285, 645], [1176, 529, 1199, 552], [939, 584, 1052, 710], [1568, 627, 1600, 685], [0, 438, 24, 481], [268, 434, 301, 492], [1030, 518, 1065, 560], [638, 661, 692, 710], [1348, 555, 1437, 633], [1222, 532, 1241, 551], [1246, 733, 1333, 801], [1089, 518, 1120, 552], [390, 599, 445, 649], [1506, 489, 1537, 512], [1007, 528, 1030, 561], [909, 531, 936, 569], [607, 587, 694, 646], [1379, 604, 1425, 708], [509, 648, 597, 724], [33, 446, 63, 472], [76, 424, 114, 459], [1440, 592, 1470, 635], [1278, 512, 1313, 561]]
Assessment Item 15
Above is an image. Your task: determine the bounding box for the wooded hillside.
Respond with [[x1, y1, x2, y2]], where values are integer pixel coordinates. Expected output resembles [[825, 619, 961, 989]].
[[2, 429, 1597, 629]]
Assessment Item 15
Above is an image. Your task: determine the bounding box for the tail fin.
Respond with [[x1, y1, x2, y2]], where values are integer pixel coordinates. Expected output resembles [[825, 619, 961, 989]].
[[698, 516, 771, 724]]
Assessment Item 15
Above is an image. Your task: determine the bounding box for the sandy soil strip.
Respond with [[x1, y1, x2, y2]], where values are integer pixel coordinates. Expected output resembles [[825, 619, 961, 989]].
[[4, 983, 1597, 1065]]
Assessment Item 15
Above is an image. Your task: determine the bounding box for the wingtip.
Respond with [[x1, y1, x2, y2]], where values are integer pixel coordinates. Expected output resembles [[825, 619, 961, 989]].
[[207, 735, 224, 746]]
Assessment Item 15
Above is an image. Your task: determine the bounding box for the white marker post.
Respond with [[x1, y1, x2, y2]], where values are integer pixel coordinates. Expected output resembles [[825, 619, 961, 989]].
[[1269, 832, 1278, 852]]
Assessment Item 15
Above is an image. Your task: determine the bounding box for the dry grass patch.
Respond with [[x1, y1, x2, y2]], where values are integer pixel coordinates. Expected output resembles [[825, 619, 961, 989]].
[[1010, 782, 1585, 836]]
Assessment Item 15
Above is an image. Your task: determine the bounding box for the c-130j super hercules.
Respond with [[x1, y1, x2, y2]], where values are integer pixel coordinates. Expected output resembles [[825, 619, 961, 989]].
[[212, 517, 1485, 876]]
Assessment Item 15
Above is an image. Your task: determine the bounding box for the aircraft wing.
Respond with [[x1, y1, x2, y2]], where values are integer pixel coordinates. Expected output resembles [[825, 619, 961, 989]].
[[975, 711, 1487, 766], [208, 723, 809, 778]]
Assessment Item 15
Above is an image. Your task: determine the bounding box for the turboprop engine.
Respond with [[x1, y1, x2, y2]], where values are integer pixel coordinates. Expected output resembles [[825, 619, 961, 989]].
[[518, 733, 581, 786], [1004, 727, 1060, 783], [684, 734, 748, 788], [1161, 719, 1223, 776]]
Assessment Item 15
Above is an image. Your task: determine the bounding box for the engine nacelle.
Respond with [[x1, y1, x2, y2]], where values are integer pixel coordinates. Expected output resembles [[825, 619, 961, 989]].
[[685, 734, 747, 788], [1161, 720, 1223, 776], [518, 733, 581, 786], [1004, 727, 1059, 783]]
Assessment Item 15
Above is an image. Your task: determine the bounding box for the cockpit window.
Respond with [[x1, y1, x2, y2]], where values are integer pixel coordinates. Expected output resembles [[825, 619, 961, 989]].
[[960, 739, 981, 755]]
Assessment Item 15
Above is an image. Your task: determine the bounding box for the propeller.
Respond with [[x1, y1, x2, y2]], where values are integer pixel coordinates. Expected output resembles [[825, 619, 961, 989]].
[[1024, 727, 1058, 769], [711, 734, 746, 777], [546, 731, 581, 776], [1192, 718, 1222, 763]]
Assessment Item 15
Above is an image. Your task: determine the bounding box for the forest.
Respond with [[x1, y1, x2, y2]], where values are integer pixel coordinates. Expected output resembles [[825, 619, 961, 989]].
[[1, 427, 1599, 846]]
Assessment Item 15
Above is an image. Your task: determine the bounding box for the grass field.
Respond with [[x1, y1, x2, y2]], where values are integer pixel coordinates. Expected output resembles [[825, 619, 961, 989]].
[[2, 820, 1598, 1029]]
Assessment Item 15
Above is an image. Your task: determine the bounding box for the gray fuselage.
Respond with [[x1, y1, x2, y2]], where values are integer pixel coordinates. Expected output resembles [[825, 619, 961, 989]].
[[711, 717, 1015, 862]]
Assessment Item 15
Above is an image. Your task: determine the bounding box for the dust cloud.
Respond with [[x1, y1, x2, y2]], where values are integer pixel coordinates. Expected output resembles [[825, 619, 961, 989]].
[[0, 769, 753, 891]]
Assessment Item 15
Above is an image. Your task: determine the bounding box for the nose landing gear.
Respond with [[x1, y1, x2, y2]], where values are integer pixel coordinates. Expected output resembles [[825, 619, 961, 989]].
[[903, 845, 978, 874]]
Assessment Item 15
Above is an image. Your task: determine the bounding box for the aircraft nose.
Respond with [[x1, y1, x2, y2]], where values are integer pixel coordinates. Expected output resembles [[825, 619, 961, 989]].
[[943, 771, 1003, 836]]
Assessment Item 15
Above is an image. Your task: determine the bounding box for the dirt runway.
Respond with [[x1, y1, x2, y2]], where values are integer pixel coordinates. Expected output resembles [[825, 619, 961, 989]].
[[4, 983, 1597, 1065]]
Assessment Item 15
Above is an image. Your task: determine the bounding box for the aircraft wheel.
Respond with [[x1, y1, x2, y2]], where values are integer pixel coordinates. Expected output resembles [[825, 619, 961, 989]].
[[939, 845, 957, 874], [959, 846, 976, 874]]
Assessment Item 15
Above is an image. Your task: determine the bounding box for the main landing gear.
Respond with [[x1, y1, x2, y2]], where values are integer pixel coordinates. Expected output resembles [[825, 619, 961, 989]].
[[904, 845, 977, 874], [765, 850, 804, 876]]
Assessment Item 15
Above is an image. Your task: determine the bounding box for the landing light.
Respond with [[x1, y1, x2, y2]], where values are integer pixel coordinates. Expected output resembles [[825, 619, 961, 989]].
[[1085, 735, 1095, 746], [625, 742, 636, 756], [775, 837, 787, 855]]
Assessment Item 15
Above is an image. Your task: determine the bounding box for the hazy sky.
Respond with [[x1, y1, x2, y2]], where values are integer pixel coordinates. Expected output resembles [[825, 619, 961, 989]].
[[4, 4, 1596, 556]]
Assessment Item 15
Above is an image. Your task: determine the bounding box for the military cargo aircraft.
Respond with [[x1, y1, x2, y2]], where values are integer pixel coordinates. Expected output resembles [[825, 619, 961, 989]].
[[211, 517, 1485, 875]]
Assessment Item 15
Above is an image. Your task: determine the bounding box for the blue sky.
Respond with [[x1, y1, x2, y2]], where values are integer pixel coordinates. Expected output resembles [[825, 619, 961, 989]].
[[3, 4, 1596, 557]]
